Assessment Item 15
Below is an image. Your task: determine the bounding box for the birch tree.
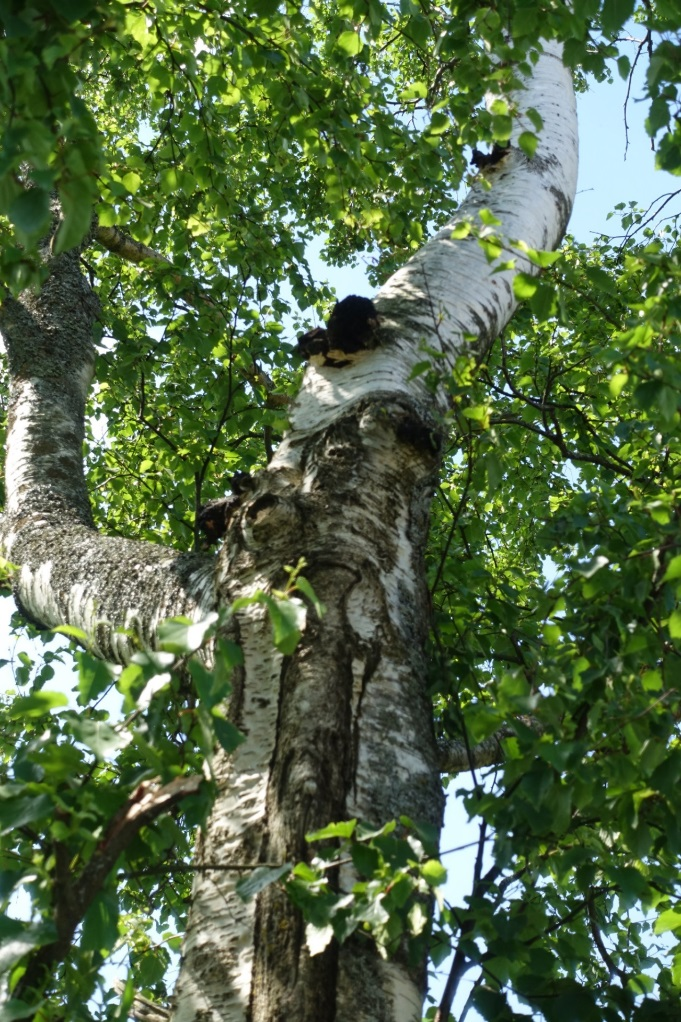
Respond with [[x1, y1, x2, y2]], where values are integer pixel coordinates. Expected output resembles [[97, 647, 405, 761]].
[[1, 2, 681, 1022]]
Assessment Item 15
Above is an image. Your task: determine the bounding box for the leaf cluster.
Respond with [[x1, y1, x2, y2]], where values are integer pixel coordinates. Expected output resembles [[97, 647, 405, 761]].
[[0, 610, 242, 1018]]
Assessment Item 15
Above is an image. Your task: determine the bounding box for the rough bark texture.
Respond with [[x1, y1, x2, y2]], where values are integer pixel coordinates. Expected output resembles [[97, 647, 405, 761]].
[[168, 40, 579, 1021], [170, 395, 445, 1022]]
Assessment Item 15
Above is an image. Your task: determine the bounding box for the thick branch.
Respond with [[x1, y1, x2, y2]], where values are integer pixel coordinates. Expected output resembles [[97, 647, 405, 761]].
[[438, 729, 514, 774], [95, 225, 170, 265], [438, 718, 545, 774], [113, 980, 171, 1022], [285, 41, 578, 441], [0, 224, 216, 661]]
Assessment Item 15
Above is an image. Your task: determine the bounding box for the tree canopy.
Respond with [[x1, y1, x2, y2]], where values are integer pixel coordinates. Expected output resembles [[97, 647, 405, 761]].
[[2, 1, 681, 1021]]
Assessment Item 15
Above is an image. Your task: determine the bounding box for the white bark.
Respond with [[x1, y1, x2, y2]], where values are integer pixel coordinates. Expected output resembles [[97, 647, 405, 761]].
[[292, 38, 578, 431], [171, 36, 578, 1022], [0, 234, 216, 662]]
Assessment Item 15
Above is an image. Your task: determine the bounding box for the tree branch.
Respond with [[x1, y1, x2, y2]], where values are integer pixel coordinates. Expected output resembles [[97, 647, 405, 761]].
[[113, 980, 172, 1022], [95, 225, 170, 265], [438, 717, 544, 774], [13, 776, 203, 1014]]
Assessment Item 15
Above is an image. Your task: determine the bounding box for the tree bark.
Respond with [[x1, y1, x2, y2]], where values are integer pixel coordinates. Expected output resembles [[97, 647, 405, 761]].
[[0, 230, 215, 662], [0, 37, 577, 1022], [152, 39, 579, 1022]]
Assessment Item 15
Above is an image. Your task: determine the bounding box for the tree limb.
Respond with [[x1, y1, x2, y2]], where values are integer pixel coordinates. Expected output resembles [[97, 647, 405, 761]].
[[438, 718, 544, 774], [13, 776, 203, 1015], [113, 979, 172, 1022], [95, 225, 170, 265]]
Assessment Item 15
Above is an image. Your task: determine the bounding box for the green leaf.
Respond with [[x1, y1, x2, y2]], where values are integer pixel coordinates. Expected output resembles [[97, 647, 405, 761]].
[[54, 624, 89, 643], [6, 691, 68, 718], [421, 859, 447, 886], [53, 190, 93, 254], [351, 842, 381, 875], [398, 82, 427, 101], [654, 907, 681, 934], [0, 795, 53, 836], [528, 280, 556, 318], [479, 209, 501, 226], [236, 864, 292, 902], [125, 8, 150, 46], [671, 951, 681, 987], [0, 918, 56, 976], [518, 131, 538, 158], [543, 623, 561, 645], [336, 31, 362, 55], [294, 576, 326, 618], [617, 55, 631, 79], [68, 717, 124, 758], [212, 714, 245, 753], [407, 900, 429, 935], [601, 0, 636, 36], [662, 556, 681, 582], [307, 820, 357, 841], [76, 651, 120, 704], [642, 669, 663, 692], [513, 272, 538, 299], [158, 613, 218, 654], [609, 371, 628, 397], [305, 922, 334, 955], [262, 595, 306, 655], [427, 111, 450, 136], [81, 890, 120, 953], [462, 404, 488, 422], [48, 0, 95, 20], [8, 188, 50, 237]]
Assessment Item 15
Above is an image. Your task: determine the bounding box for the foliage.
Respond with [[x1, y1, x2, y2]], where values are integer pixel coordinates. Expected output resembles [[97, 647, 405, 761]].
[[230, 816, 446, 968], [0, 608, 235, 1017], [1, 0, 681, 1020], [427, 219, 681, 1018]]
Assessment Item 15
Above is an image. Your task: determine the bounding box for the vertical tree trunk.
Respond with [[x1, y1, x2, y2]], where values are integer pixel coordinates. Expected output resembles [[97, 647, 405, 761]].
[[170, 39, 577, 1022], [172, 393, 445, 1022]]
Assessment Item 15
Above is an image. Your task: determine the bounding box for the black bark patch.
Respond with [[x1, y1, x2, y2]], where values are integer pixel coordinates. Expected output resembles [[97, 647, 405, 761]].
[[197, 495, 241, 546], [395, 416, 443, 456], [297, 295, 380, 368], [471, 143, 510, 169]]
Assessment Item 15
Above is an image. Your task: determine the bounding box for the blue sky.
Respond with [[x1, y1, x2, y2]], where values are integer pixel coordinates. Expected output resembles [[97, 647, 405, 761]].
[[571, 69, 678, 242]]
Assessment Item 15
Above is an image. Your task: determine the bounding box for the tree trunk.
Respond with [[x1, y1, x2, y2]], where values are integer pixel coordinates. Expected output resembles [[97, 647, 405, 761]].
[[0, 38, 577, 1022], [173, 40, 578, 1020]]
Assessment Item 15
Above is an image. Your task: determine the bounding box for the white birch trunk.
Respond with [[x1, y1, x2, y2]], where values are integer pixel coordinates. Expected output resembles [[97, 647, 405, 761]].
[[0, 35, 577, 1022], [171, 37, 578, 1022]]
